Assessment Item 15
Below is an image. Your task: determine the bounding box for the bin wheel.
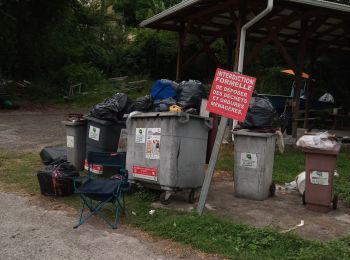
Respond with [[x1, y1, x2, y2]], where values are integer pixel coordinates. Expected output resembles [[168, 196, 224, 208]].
[[188, 189, 196, 204], [269, 183, 276, 197], [160, 192, 172, 205], [332, 194, 338, 210], [302, 191, 306, 205]]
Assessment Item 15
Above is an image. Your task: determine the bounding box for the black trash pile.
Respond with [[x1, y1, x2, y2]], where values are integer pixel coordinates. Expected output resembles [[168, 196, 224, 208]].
[[240, 95, 280, 130], [88, 79, 205, 122]]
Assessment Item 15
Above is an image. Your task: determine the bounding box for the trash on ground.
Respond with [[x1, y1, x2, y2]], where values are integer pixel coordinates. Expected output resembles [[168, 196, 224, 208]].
[[285, 181, 297, 190], [280, 220, 305, 233], [40, 146, 67, 165], [149, 209, 155, 215]]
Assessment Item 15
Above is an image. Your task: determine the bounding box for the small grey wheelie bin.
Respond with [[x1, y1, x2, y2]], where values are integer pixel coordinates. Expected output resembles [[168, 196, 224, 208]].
[[125, 112, 211, 204], [62, 118, 87, 171], [233, 129, 276, 200]]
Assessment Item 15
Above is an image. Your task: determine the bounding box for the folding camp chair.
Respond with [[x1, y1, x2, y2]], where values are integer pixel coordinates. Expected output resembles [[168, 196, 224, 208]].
[[73, 151, 128, 229]]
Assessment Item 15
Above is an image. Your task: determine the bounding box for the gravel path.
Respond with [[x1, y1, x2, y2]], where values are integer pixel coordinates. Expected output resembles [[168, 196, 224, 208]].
[[0, 192, 172, 260], [0, 108, 88, 151]]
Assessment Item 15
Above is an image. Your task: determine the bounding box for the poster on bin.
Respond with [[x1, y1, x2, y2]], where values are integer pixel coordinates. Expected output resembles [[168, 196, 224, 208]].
[[145, 128, 161, 160], [206, 68, 256, 122]]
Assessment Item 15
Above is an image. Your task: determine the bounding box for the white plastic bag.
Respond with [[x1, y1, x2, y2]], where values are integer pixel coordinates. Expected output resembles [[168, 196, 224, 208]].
[[296, 132, 337, 150], [318, 93, 335, 103]]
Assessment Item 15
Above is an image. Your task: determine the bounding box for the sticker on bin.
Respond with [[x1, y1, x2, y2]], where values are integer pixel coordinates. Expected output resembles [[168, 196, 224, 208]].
[[84, 160, 103, 174], [88, 126, 100, 141], [133, 166, 157, 181], [240, 153, 258, 168], [310, 171, 329, 185], [135, 128, 146, 143], [67, 135, 74, 148]]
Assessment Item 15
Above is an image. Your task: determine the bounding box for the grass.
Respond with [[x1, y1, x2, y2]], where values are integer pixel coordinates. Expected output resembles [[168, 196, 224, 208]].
[[1, 149, 350, 259]]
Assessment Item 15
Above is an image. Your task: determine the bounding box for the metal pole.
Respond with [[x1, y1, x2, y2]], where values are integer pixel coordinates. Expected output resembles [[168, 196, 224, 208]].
[[197, 0, 274, 215]]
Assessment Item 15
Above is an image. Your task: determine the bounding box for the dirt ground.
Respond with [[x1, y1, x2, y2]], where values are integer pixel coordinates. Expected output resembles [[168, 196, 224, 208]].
[[0, 107, 88, 151], [1, 107, 350, 243], [155, 173, 350, 241], [0, 191, 217, 260]]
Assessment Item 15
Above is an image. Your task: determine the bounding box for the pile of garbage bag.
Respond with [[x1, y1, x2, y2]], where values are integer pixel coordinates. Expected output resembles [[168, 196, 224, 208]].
[[240, 95, 278, 129], [89, 79, 205, 122]]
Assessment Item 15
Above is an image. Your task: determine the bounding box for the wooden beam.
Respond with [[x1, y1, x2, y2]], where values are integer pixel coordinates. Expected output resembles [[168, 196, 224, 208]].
[[233, 0, 246, 72], [245, 12, 300, 66], [273, 36, 297, 70], [292, 17, 309, 138], [176, 24, 185, 81], [182, 37, 218, 69], [196, 32, 222, 67]]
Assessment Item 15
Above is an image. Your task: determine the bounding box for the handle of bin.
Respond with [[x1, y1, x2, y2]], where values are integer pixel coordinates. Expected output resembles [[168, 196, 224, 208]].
[[178, 113, 190, 124], [204, 118, 213, 129], [126, 111, 142, 129]]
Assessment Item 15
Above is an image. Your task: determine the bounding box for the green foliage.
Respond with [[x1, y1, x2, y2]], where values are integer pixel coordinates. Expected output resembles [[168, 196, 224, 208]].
[[119, 29, 178, 79], [113, 0, 181, 27]]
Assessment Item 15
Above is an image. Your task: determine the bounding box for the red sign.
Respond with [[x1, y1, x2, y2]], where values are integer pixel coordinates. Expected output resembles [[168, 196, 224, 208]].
[[133, 166, 158, 181], [206, 68, 256, 122]]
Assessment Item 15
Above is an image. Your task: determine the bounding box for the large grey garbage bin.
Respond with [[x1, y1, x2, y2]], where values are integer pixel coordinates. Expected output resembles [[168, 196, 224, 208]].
[[62, 119, 87, 171], [126, 112, 211, 204], [233, 130, 276, 200]]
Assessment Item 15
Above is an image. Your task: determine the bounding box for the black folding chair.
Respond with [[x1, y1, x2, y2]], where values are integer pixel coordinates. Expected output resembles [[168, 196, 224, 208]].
[[73, 151, 128, 229]]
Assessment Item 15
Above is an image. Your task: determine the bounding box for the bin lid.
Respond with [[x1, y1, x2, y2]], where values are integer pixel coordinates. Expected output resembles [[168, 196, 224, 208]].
[[233, 129, 276, 138], [61, 120, 86, 126], [84, 115, 126, 126], [124, 111, 209, 120]]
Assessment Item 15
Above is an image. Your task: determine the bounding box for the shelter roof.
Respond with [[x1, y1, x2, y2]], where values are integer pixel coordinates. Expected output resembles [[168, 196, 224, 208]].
[[140, 0, 350, 52]]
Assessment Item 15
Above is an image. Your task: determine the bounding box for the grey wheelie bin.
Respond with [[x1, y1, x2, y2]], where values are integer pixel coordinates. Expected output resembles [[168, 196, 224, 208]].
[[84, 115, 126, 176], [62, 118, 87, 171], [85, 115, 126, 153], [233, 129, 276, 200], [125, 112, 211, 204]]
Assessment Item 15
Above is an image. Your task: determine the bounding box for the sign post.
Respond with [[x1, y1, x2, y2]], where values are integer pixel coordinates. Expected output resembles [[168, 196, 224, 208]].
[[197, 68, 256, 215]]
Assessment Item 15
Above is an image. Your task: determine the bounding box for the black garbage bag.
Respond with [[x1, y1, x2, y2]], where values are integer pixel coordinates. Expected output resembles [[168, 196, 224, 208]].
[[90, 93, 130, 121], [241, 96, 276, 129], [127, 95, 153, 112], [177, 80, 204, 111], [40, 146, 67, 165], [37, 161, 79, 196]]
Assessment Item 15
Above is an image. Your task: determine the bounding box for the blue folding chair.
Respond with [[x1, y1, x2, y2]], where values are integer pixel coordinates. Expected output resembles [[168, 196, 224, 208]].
[[73, 151, 128, 229]]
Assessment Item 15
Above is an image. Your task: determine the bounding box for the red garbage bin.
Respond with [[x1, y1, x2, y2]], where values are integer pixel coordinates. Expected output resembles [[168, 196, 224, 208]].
[[302, 144, 340, 213]]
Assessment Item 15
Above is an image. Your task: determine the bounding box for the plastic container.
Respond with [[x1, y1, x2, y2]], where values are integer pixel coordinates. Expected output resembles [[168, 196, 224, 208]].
[[62, 119, 86, 171], [233, 130, 276, 200], [85, 115, 126, 152], [302, 145, 340, 212], [125, 112, 211, 204], [84, 116, 126, 177]]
